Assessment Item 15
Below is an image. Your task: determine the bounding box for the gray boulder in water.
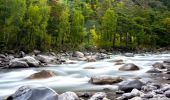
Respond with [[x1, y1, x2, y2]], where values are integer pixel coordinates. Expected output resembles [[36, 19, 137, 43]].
[[118, 79, 145, 92], [90, 75, 123, 85], [7, 86, 58, 100], [119, 63, 140, 71]]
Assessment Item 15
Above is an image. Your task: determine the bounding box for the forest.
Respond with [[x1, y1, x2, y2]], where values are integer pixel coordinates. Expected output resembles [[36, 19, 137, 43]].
[[0, 0, 170, 52]]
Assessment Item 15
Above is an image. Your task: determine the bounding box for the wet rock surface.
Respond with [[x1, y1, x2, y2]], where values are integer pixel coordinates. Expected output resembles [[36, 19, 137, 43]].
[[90, 75, 123, 85], [119, 63, 140, 71], [27, 70, 56, 79]]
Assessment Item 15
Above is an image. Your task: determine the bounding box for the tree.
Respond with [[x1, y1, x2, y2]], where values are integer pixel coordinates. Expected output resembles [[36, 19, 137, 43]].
[[21, 0, 51, 51], [70, 9, 86, 49], [100, 8, 117, 48]]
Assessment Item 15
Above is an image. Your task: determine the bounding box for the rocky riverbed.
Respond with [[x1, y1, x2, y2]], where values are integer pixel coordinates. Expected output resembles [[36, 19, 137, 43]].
[[1, 51, 170, 100]]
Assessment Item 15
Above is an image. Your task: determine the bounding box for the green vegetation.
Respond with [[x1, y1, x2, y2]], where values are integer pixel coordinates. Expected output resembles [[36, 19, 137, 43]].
[[0, 0, 170, 52]]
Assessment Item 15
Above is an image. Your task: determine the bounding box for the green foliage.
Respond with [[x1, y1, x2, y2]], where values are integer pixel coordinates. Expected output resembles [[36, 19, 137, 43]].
[[1, 0, 170, 52]]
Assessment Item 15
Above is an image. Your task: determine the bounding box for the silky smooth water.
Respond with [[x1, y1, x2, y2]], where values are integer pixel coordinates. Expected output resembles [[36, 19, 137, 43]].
[[0, 53, 170, 98]]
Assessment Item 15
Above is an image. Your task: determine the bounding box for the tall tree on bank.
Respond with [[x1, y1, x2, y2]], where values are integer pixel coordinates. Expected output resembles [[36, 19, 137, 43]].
[[100, 8, 117, 48], [70, 9, 86, 49], [0, 0, 26, 51], [21, 0, 51, 51]]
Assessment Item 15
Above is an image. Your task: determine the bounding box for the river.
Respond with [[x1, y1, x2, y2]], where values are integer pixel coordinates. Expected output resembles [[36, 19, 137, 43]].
[[0, 53, 170, 98]]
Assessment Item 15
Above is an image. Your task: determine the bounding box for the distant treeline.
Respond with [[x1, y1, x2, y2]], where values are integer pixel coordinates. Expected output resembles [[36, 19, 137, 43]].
[[0, 0, 170, 52]]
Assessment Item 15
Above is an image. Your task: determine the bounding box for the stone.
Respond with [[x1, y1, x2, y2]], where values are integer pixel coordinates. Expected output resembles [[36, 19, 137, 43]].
[[19, 51, 25, 58], [87, 57, 96, 62], [84, 67, 95, 69], [7, 86, 58, 100], [116, 90, 125, 94], [146, 68, 161, 73], [164, 90, 170, 98], [76, 92, 93, 98], [124, 53, 134, 57], [0, 54, 6, 58], [20, 56, 40, 67], [27, 70, 56, 79], [9, 60, 29, 68], [33, 50, 41, 56], [109, 59, 123, 63], [164, 60, 170, 63], [153, 62, 166, 69], [58, 92, 79, 100], [129, 97, 142, 100], [131, 89, 143, 96], [141, 92, 154, 98], [36, 55, 56, 63], [118, 79, 144, 92], [89, 92, 106, 100], [90, 75, 123, 85], [72, 51, 84, 58], [142, 85, 158, 92], [119, 63, 140, 71], [161, 85, 170, 92]]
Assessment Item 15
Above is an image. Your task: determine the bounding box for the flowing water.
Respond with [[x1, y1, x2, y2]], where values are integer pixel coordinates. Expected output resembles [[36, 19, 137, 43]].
[[0, 53, 170, 99]]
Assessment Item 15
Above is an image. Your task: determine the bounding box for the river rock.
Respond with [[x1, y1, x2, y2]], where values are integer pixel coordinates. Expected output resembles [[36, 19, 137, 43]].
[[116, 93, 135, 100], [124, 53, 134, 57], [7, 86, 58, 100], [86, 57, 96, 62], [131, 88, 143, 96], [109, 59, 123, 63], [161, 85, 170, 92], [27, 70, 56, 79], [129, 97, 142, 100], [9, 60, 29, 68], [142, 85, 158, 92], [0, 54, 6, 58], [20, 56, 40, 67], [164, 90, 170, 98], [84, 67, 95, 69], [141, 92, 154, 98], [90, 75, 123, 85], [119, 63, 140, 71], [118, 79, 144, 92], [153, 62, 166, 69], [33, 50, 41, 56], [146, 68, 161, 73], [36, 55, 56, 63], [89, 92, 106, 100], [58, 92, 79, 100], [19, 51, 25, 58], [72, 51, 84, 58], [164, 60, 170, 64]]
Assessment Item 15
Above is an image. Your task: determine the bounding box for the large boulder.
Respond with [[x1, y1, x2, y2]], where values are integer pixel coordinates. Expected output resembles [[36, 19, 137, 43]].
[[90, 75, 123, 85], [20, 56, 40, 67], [27, 70, 56, 79], [58, 92, 79, 100], [7, 86, 58, 100], [72, 51, 84, 58], [118, 80, 145, 92], [36, 55, 56, 63], [119, 63, 140, 71], [9, 59, 29, 68]]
